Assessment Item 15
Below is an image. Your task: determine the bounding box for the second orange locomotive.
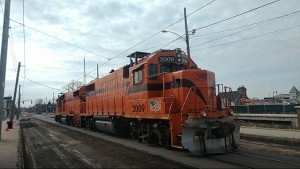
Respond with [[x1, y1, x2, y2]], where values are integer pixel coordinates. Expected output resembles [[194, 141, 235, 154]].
[[55, 49, 240, 155]]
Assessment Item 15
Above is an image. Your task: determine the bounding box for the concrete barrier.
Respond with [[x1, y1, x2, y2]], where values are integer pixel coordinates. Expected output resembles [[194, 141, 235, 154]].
[[235, 113, 299, 129], [295, 106, 300, 129]]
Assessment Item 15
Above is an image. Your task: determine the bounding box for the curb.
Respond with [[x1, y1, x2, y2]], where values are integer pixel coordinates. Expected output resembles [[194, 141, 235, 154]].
[[241, 133, 300, 146]]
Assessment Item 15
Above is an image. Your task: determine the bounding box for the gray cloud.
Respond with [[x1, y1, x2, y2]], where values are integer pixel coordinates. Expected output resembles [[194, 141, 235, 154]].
[[2, 0, 300, 104]]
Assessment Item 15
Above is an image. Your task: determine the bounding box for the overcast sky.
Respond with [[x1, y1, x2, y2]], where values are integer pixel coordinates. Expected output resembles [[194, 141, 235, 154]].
[[1, 0, 300, 106]]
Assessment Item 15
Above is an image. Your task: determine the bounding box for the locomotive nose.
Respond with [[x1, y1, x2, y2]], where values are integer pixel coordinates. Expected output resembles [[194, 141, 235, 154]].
[[182, 117, 240, 155]]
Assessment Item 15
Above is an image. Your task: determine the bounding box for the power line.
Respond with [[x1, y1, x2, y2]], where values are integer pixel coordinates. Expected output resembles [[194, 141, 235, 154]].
[[106, 0, 215, 61], [191, 27, 254, 48], [22, 0, 26, 78], [10, 19, 111, 60], [190, 10, 300, 48], [8, 27, 17, 71], [192, 24, 300, 51], [191, 10, 300, 38], [76, 1, 216, 80], [10, 1, 215, 84], [163, 5, 299, 50], [20, 75, 61, 91], [157, 1, 287, 52], [194, 0, 280, 31], [0, 0, 3, 13], [22, 0, 26, 102]]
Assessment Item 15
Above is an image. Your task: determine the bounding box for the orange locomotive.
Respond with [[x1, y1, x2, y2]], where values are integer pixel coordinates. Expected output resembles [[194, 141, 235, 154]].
[[55, 49, 240, 155]]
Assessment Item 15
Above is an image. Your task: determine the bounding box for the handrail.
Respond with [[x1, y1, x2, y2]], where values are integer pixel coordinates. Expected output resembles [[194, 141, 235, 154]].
[[180, 87, 193, 113], [180, 87, 195, 125], [168, 97, 173, 119]]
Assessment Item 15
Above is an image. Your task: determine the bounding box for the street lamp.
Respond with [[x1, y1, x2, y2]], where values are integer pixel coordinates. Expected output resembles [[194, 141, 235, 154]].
[[162, 30, 186, 41], [162, 29, 196, 57], [162, 8, 195, 58], [273, 91, 277, 104]]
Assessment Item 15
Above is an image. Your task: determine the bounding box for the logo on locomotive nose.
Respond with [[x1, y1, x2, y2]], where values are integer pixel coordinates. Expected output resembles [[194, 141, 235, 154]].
[[196, 73, 207, 80], [150, 100, 161, 111]]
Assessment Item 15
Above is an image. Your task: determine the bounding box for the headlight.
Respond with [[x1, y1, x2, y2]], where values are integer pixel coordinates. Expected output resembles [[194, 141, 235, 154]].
[[202, 111, 207, 117], [230, 111, 234, 116]]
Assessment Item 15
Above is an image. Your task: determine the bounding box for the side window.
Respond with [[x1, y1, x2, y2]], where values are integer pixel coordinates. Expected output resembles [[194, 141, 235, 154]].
[[148, 63, 157, 80], [134, 68, 143, 84]]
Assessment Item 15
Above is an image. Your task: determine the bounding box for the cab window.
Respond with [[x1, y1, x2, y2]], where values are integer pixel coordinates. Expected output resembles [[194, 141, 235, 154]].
[[160, 64, 188, 73], [148, 63, 157, 80], [133, 68, 143, 84]]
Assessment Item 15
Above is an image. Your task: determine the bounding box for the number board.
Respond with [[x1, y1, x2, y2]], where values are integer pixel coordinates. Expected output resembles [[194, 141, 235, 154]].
[[159, 56, 189, 65], [159, 56, 175, 63]]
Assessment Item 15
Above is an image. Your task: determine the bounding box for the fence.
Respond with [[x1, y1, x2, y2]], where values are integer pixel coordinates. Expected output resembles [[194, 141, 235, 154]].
[[233, 104, 300, 114]]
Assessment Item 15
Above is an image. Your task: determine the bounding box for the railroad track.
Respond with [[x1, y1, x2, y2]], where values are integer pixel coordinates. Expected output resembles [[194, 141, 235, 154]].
[[204, 139, 300, 169], [20, 117, 197, 168], [207, 151, 300, 169], [27, 115, 300, 168]]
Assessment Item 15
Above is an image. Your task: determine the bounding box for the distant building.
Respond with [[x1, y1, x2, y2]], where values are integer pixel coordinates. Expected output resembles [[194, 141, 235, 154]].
[[289, 86, 300, 104], [261, 86, 300, 104], [218, 85, 251, 106], [263, 94, 290, 104], [2, 96, 12, 118]]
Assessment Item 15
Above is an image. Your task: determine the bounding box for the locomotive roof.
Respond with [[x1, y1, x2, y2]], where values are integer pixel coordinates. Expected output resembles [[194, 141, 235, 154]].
[[127, 51, 150, 58]]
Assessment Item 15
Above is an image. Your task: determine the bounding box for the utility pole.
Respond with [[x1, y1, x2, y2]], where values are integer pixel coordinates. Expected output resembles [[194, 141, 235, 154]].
[[17, 85, 21, 120], [184, 7, 190, 58], [9, 62, 21, 128], [0, 0, 11, 139], [83, 57, 86, 85], [97, 64, 99, 79]]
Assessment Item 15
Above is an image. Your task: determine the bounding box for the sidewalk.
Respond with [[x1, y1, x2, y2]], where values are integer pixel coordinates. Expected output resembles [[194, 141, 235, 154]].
[[0, 118, 20, 169], [240, 126, 300, 145]]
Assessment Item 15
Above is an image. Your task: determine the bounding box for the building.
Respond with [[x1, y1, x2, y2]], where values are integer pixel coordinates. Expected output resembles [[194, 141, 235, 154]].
[[2, 96, 12, 118], [260, 86, 300, 104], [218, 85, 252, 106], [263, 94, 290, 104], [289, 86, 300, 104]]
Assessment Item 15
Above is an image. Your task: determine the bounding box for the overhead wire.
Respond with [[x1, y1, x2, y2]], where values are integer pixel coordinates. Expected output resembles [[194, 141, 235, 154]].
[[109, 0, 216, 62], [161, 0, 285, 50], [10, 19, 111, 60], [77, 0, 217, 80], [0, 0, 3, 13], [191, 10, 300, 38], [13, 0, 284, 92], [8, 27, 17, 71], [20, 75, 61, 91], [191, 24, 300, 51], [9, 1, 215, 84], [22, 0, 26, 101], [190, 10, 300, 48], [88, 0, 280, 72], [194, 0, 280, 31]]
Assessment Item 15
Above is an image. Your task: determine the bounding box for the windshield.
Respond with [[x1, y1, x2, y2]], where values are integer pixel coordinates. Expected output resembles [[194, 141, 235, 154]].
[[160, 64, 187, 73]]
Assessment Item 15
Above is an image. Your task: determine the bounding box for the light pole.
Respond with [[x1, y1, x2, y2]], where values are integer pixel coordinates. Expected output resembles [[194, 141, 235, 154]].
[[162, 7, 195, 58], [162, 30, 186, 41], [162, 29, 195, 57], [273, 91, 277, 104]]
